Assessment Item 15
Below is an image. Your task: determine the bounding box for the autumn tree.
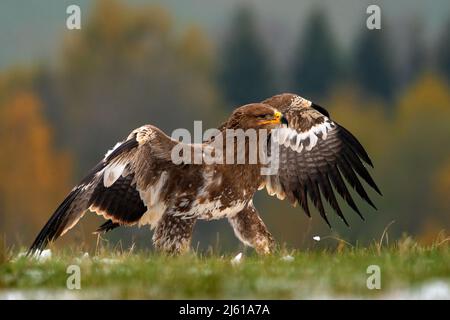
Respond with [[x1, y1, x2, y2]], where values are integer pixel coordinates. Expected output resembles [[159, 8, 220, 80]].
[[385, 73, 450, 237], [433, 159, 450, 229], [59, 0, 223, 172], [0, 71, 72, 245]]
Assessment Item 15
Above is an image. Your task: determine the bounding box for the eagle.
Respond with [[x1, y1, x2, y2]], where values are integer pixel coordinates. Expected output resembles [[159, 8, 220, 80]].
[[28, 93, 381, 255]]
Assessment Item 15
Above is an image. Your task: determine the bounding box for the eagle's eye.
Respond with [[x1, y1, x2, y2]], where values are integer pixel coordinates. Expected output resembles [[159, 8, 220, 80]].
[[256, 114, 272, 120], [256, 111, 284, 126]]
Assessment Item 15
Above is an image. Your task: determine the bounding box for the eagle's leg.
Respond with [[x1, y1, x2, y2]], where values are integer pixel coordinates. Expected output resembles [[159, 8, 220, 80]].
[[228, 203, 275, 255], [152, 213, 197, 255]]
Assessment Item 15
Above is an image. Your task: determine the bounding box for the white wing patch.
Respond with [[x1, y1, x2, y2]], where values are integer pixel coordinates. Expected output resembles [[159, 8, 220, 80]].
[[103, 162, 127, 188], [104, 142, 123, 160], [272, 120, 335, 153], [138, 171, 168, 228], [102, 141, 129, 187]]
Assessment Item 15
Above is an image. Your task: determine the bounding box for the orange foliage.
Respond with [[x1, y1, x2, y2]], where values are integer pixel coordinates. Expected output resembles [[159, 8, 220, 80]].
[[434, 159, 450, 212], [0, 89, 72, 246]]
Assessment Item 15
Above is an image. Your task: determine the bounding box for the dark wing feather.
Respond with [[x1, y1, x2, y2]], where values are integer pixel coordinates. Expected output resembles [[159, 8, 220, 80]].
[[28, 125, 177, 255], [265, 104, 380, 227], [89, 172, 147, 223], [28, 188, 85, 255]]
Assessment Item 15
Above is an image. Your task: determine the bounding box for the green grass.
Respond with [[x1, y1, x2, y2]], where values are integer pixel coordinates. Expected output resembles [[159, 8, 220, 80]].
[[0, 238, 449, 299]]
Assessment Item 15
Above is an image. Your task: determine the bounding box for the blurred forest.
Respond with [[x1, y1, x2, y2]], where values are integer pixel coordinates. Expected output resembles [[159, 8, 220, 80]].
[[0, 0, 449, 252]]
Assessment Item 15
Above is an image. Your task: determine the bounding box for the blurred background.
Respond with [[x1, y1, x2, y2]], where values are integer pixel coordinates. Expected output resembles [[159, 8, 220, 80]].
[[0, 0, 449, 252]]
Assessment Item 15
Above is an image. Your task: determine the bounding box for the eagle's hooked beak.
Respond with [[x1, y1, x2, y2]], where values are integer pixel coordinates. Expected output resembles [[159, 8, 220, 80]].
[[259, 110, 289, 126]]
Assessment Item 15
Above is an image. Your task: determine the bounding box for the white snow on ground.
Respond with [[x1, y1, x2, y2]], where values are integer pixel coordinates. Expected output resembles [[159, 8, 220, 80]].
[[0, 289, 105, 300], [14, 249, 52, 262], [74, 252, 90, 263], [36, 249, 52, 262], [231, 252, 243, 265], [383, 280, 450, 300], [0, 280, 448, 300], [95, 257, 119, 265], [281, 255, 294, 262]]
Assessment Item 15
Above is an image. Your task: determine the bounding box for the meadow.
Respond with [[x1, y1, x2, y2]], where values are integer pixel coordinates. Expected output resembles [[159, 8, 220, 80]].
[[0, 237, 449, 299]]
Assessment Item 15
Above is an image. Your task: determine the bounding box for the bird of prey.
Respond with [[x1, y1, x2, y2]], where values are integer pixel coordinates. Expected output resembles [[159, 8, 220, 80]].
[[29, 93, 380, 255]]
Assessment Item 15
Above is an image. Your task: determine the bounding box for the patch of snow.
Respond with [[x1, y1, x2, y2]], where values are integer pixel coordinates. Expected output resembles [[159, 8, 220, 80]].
[[309, 280, 450, 300], [0, 289, 105, 300], [281, 255, 294, 262], [36, 249, 52, 262], [384, 280, 450, 300], [15, 249, 53, 262], [24, 269, 44, 282], [14, 252, 27, 261], [96, 257, 119, 265], [231, 252, 243, 266], [74, 252, 90, 264]]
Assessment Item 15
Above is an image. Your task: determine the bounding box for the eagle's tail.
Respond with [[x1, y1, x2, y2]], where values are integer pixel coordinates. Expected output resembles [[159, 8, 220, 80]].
[[28, 188, 87, 256]]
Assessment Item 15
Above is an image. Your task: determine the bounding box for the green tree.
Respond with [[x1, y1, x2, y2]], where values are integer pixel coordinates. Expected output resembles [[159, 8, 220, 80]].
[[436, 20, 450, 82], [291, 8, 341, 99], [401, 18, 426, 88], [220, 5, 275, 109], [352, 28, 395, 104]]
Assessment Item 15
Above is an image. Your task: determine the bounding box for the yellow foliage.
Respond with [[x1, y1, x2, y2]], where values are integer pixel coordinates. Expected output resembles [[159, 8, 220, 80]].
[[318, 74, 450, 240], [64, 0, 173, 70], [0, 89, 72, 245], [178, 26, 214, 73], [326, 86, 392, 157], [434, 159, 450, 210], [397, 72, 450, 133]]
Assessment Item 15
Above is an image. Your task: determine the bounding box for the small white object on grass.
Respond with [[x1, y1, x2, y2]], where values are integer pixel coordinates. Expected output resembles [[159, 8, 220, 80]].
[[231, 252, 243, 265], [16, 249, 52, 261], [281, 255, 294, 262], [15, 252, 27, 260], [313, 236, 321, 242], [98, 258, 119, 265], [75, 252, 90, 264], [36, 249, 52, 262]]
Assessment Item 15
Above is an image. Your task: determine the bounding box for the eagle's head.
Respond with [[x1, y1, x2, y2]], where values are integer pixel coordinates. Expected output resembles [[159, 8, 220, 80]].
[[226, 103, 288, 130]]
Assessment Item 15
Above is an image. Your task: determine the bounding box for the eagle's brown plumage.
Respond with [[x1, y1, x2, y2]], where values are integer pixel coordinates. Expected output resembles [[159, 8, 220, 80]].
[[29, 95, 380, 255]]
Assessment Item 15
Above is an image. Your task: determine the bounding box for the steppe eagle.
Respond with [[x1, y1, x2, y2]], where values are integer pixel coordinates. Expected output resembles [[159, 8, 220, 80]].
[[29, 93, 380, 255]]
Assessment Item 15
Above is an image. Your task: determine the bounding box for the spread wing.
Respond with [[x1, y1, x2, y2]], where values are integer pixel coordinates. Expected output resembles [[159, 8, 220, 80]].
[[264, 102, 381, 227], [28, 125, 178, 254]]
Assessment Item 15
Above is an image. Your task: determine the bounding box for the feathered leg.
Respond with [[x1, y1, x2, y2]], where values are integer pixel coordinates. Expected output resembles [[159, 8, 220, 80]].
[[228, 203, 275, 255], [152, 212, 197, 255]]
